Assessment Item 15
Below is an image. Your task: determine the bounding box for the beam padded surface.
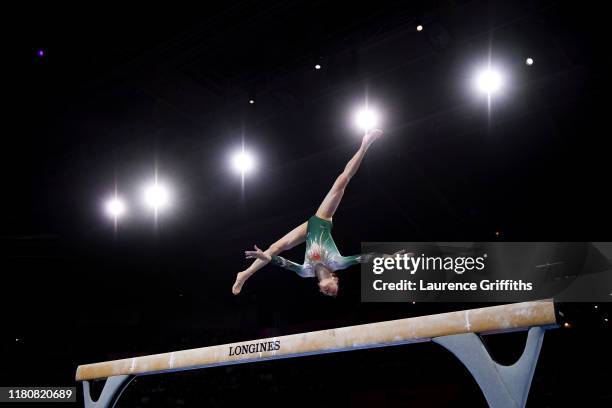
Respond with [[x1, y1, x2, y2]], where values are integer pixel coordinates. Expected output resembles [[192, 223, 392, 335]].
[[76, 300, 555, 381]]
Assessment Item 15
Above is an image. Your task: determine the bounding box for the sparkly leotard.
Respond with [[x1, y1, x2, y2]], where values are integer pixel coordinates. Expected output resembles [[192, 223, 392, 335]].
[[270, 215, 372, 278]]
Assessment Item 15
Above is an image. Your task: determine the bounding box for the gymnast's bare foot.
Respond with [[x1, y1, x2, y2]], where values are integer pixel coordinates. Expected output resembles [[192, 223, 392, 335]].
[[362, 128, 384, 148], [232, 271, 249, 295]]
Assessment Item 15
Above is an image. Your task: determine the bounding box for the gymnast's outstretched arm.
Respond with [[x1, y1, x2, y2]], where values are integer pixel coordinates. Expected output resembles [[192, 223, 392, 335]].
[[232, 222, 307, 295]]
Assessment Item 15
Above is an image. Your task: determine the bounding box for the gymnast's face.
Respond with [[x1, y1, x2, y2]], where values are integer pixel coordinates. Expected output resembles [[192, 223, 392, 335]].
[[318, 275, 339, 297]]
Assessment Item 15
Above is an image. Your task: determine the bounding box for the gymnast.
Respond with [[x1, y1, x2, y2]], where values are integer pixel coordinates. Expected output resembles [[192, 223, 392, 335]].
[[232, 128, 397, 297]]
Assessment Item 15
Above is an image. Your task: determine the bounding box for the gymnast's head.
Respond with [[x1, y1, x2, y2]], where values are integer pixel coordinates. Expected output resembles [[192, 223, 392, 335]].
[[317, 266, 339, 297]]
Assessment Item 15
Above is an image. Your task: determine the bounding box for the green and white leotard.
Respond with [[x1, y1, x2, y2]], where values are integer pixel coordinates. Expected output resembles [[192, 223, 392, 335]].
[[270, 215, 374, 278]]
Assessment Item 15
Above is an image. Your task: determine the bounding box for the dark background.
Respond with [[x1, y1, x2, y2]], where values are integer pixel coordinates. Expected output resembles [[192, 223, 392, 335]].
[[2, 1, 611, 406]]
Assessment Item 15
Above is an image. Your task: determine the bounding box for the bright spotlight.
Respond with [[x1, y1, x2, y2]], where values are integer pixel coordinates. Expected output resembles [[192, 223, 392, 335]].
[[416, 24, 423, 32], [526, 57, 534, 66], [249, 99, 255, 104], [475, 67, 504, 95], [231, 150, 255, 175], [315, 64, 322, 70], [105, 197, 127, 219], [143, 182, 171, 211], [354, 108, 379, 131]]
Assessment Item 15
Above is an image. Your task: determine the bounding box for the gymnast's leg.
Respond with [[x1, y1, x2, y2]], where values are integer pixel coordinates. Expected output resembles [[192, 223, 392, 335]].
[[315, 128, 383, 221], [232, 221, 307, 295]]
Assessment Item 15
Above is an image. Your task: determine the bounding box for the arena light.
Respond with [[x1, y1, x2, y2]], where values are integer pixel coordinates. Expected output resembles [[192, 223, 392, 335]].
[[526, 57, 534, 66], [142, 180, 171, 213], [231, 149, 256, 176], [474, 67, 504, 96], [354, 107, 380, 132], [105, 197, 127, 219]]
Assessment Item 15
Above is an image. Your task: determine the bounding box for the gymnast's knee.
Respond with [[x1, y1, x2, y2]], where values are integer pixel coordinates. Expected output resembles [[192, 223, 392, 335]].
[[335, 173, 350, 190]]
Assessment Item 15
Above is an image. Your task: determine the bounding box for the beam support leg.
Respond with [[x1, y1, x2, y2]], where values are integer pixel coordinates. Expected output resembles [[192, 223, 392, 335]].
[[433, 326, 545, 408], [82, 375, 134, 408]]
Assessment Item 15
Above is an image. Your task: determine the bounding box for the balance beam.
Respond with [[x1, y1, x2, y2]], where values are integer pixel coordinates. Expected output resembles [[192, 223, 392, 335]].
[[76, 300, 558, 408]]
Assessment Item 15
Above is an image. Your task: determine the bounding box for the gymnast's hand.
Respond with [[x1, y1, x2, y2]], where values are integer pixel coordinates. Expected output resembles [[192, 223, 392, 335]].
[[362, 128, 384, 148], [244, 245, 271, 262]]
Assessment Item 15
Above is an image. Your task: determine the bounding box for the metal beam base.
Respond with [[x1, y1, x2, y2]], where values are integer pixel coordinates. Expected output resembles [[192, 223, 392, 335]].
[[82, 375, 134, 408], [433, 326, 546, 408]]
